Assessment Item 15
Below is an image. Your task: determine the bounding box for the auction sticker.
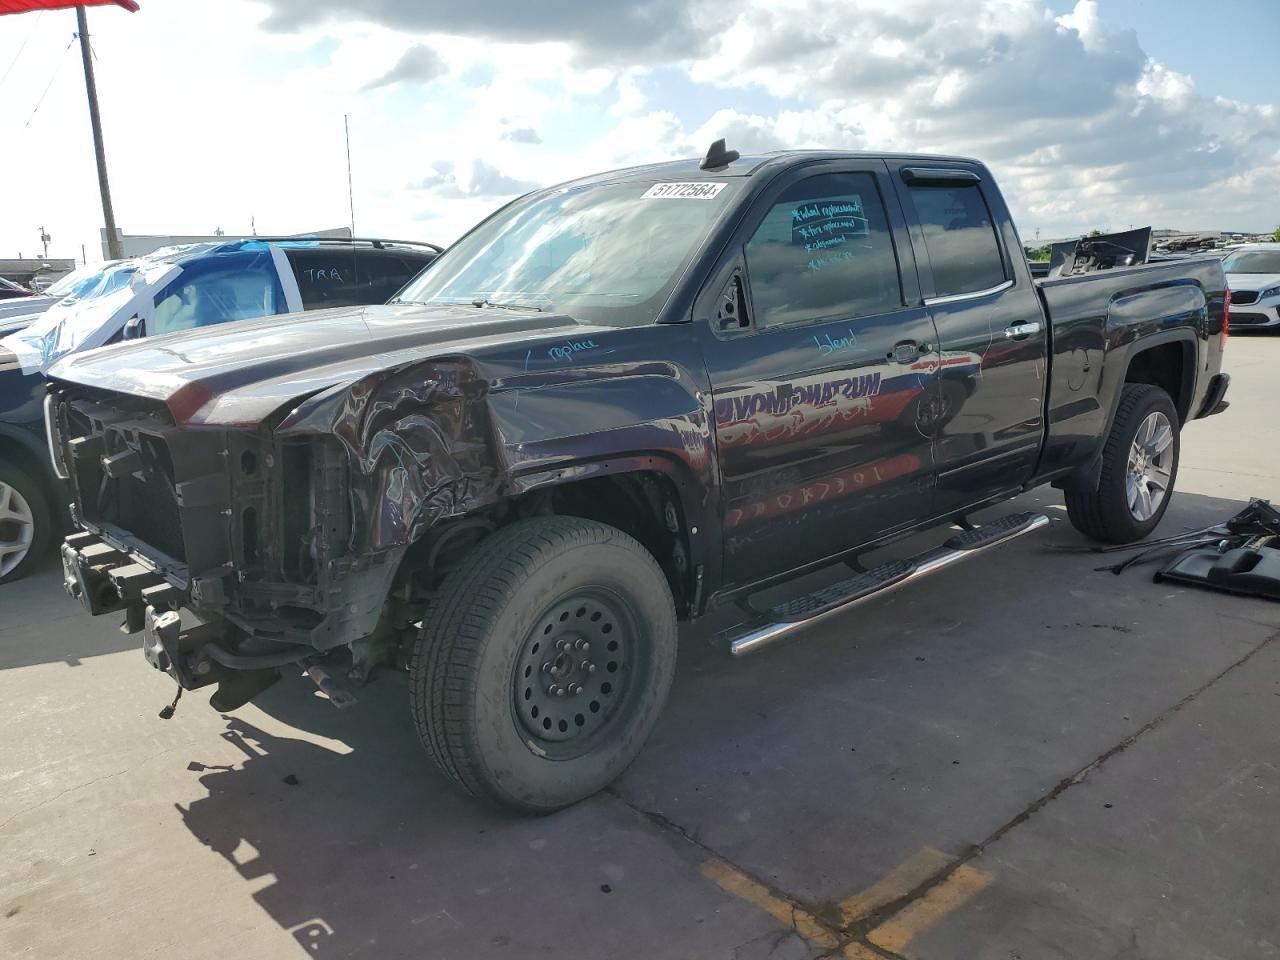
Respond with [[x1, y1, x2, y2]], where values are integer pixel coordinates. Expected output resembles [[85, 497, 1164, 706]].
[[642, 181, 727, 199]]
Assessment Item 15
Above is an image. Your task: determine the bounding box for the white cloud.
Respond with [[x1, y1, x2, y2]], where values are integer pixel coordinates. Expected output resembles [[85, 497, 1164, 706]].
[[0, 0, 1275, 268]]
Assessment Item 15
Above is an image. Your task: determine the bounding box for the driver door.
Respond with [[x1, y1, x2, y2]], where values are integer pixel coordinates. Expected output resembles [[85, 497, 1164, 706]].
[[697, 160, 941, 589]]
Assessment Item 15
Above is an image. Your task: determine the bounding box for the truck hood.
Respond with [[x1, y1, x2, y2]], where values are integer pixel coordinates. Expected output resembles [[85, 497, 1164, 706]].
[[48, 302, 593, 426]]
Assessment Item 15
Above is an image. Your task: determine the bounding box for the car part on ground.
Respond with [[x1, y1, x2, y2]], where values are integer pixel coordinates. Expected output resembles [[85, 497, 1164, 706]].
[[1093, 499, 1280, 600], [1153, 500, 1280, 600]]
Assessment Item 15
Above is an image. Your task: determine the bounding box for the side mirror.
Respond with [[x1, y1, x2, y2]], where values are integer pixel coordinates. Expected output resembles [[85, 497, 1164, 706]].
[[123, 316, 145, 340]]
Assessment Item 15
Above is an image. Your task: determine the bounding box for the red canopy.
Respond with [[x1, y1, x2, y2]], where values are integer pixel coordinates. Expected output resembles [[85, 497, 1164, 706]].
[[0, 1, 139, 13]]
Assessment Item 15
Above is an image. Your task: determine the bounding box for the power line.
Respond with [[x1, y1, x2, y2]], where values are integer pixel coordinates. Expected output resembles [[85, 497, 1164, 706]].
[[24, 34, 77, 129], [0, 9, 43, 94]]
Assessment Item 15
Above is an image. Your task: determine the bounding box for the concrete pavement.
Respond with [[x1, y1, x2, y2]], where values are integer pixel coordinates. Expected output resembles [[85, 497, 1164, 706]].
[[2, 335, 1278, 960]]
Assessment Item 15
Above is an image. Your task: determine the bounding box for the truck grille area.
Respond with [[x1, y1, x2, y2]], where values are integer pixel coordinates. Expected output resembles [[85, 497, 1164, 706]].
[[52, 389, 234, 579], [83, 431, 186, 562]]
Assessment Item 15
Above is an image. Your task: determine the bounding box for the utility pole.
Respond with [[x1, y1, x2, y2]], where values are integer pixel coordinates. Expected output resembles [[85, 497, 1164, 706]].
[[39, 226, 50, 258], [76, 6, 123, 260]]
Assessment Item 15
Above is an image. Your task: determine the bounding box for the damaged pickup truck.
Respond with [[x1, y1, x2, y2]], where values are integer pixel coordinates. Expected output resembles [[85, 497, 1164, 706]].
[[46, 144, 1230, 812]]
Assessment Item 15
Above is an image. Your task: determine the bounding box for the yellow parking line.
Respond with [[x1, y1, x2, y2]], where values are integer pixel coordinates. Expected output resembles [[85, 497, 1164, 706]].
[[866, 863, 993, 953], [838, 846, 954, 927], [700, 859, 841, 950]]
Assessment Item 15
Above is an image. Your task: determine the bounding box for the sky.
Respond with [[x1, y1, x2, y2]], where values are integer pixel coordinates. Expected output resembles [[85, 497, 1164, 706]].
[[0, 0, 1276, 264]]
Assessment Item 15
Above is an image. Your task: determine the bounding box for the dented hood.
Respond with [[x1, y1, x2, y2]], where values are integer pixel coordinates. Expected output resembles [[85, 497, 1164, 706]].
[[48, 302, 589, 426]]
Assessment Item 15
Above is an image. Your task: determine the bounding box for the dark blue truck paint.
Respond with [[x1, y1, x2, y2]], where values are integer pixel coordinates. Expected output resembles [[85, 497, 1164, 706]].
[[45, 151, 1227, 660]]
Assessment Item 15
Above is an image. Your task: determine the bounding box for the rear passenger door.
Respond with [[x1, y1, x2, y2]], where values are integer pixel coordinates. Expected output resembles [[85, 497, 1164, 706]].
[[889, 163, 1048, 515], [698, 160, 940, 588]]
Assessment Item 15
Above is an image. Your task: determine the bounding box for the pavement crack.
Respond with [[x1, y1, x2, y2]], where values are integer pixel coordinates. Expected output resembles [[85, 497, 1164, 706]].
[[846, 626, 1280, 942], [611, 628, 1279, 957], [0, 745, 182, 833], [604, 787, 836, 943]]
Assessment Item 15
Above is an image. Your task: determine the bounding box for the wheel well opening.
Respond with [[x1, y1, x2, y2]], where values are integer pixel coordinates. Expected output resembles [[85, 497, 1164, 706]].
[[1124, 342, 1190, 422], [395, 470, 694, 619], [0, 434, 54, 489], [545, 472, 692, 615]]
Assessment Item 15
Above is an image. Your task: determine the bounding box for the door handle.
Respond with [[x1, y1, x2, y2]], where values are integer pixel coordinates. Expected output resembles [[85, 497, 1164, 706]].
[[1003, 321, 1042, 339], [890, 340, 926, 363]]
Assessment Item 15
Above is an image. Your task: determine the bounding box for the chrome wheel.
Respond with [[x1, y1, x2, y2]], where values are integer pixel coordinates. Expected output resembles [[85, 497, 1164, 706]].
[[0, 480, 36, 579], [1126, 411, 1174, 522]]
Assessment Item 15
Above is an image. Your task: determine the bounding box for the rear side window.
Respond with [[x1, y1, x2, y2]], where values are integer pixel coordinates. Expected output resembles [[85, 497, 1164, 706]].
[[905, 183, 1006, 297], [359, 253, 434, 303], [744, 172, 902, 329], [287, 250, 362, 309], [287, 249, 437, 308]]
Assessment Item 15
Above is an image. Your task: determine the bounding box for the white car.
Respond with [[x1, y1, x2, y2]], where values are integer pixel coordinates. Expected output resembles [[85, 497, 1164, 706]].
[[1223, 243, 1280, 330], [0, 263, 118, 335]]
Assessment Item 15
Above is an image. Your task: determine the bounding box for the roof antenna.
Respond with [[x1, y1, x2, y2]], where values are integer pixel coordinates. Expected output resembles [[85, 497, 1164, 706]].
[[700, 138, 740, 171]]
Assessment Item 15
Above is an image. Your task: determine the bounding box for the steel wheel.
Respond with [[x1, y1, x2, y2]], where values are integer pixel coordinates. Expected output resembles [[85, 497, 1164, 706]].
[[0, 479, 35, 579], [514, 590, 634, 758], [1125, 410, 1174, 522]]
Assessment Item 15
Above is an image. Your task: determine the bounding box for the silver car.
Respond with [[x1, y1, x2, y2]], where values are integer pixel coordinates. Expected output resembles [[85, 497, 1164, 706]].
[[1223, 243, 1280, 330]]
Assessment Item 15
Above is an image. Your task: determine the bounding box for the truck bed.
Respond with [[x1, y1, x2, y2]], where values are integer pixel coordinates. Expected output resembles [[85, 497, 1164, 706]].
[[1033, 256, 1229, 482]]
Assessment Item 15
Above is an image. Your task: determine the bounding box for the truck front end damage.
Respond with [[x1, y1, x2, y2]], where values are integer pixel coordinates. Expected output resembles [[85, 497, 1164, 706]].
[[48, 381, 418, 709]]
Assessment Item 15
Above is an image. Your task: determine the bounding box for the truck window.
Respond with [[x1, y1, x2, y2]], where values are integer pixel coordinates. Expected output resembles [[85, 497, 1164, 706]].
[[151, 254, 284, 336], [359, 254, 427, 304], [905, 182, 1006, 297], [743, 173, 902, 329], [286, 250, 363, 309]]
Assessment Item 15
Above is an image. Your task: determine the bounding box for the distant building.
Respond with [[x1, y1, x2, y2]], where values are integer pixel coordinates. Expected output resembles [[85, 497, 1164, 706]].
[[100, 226, 353, 259], [0, 258, 77, 287]]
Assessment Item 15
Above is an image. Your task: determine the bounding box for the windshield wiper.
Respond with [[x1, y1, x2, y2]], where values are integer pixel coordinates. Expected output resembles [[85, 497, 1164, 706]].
[[471, 298, 544, 313]]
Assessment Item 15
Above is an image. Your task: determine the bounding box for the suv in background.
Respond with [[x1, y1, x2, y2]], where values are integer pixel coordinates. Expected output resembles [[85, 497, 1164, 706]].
[[0, 236, 440, 585]]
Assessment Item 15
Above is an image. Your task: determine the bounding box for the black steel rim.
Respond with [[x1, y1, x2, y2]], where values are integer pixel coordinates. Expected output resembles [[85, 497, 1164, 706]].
[[513, 590, 635, 754]]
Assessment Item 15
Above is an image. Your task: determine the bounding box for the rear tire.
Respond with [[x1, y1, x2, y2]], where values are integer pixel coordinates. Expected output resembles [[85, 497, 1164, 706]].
[[410, 516, 677, 814], [0, 463, 52, 585], [1066, 383, 1179, 544]]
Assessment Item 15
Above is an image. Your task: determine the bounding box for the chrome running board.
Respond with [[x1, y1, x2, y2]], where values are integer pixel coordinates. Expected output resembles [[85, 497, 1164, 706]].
[[728, 512, 1050, 657]]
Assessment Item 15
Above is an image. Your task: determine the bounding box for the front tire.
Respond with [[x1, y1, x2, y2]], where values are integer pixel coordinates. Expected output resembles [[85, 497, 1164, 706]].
[[410, 516, 677, 813], [1066, 383, 1180, 544], [0, 463, 52, 585]]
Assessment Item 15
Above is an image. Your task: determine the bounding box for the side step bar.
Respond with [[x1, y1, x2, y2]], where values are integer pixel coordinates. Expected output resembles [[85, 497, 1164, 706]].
[[728, 512, 1050, 656]]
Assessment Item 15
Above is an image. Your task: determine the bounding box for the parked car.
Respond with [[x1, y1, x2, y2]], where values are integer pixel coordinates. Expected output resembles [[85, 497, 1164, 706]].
[[0, 237, 439, 584], [0, 277, 32, 301], [1222, 243, 1280, 329], [0, 263, 121, 336], [47, 147, 1228, 813]]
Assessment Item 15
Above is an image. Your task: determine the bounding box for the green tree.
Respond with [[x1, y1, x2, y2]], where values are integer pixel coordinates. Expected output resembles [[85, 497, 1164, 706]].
[[1024, 243, 1053, 261], [1273, 225, 1280, 242]]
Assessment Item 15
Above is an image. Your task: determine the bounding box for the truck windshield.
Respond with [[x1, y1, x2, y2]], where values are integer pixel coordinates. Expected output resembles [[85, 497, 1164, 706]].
[[395, 178, 742, 326], [1222, 250, 1280, 274]]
